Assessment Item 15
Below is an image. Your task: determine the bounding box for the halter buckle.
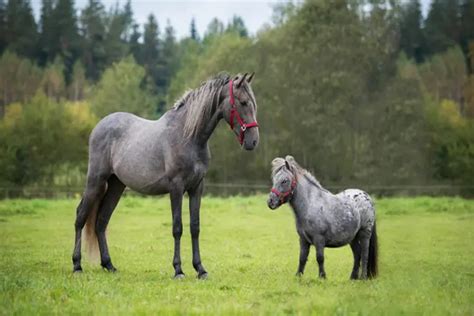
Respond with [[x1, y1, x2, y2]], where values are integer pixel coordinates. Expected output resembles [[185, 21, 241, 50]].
[[241, 125, 247, 132]]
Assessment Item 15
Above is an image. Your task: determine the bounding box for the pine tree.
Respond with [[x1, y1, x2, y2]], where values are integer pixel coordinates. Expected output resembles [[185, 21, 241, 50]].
[[51, 0, 81, 82], [143, 13, 161, 91], [0, 0, 6, 54], [5, 0, 38, 59], [190, 17, 199, 41], [104, 4, 129, 66], [424, 0, 461, 55], [129, 23, 142, 63], [460, 0, 474, 72], [38, 0, 54, 65], [80, 0, 106, 80], [399, 0, 425, 62], [226, 15, 248, 37], [205, 17, 224, 39]]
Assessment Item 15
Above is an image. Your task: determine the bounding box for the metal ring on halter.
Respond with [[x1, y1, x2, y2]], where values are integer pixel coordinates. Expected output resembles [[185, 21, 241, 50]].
[[241, 125, 247, 131]]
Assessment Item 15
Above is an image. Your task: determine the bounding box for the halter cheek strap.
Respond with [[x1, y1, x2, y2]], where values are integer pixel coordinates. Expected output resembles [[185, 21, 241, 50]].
[[228, 79, 259, 145], [271, 178, 297, 204]]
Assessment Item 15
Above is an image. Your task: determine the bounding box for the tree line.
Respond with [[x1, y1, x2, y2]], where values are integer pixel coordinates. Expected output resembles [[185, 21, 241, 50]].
[[0, 0, 473, 196]]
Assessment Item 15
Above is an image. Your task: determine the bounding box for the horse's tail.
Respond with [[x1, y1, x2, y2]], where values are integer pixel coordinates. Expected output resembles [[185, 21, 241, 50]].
[[83, 198, 100, 263], [368, 220, 378, 278]]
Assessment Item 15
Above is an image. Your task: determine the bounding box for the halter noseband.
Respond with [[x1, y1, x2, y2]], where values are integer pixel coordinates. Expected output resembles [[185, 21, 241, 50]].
[[271, 177, 297, 204], [228, 79, 259, 145]]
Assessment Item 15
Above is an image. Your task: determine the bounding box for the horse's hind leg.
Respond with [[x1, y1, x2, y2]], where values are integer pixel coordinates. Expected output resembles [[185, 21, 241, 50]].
[[96, 174, 125, 272], [359, 230, 371, 279], [72, 176, 107, 272], [350, 238, 361, 280]]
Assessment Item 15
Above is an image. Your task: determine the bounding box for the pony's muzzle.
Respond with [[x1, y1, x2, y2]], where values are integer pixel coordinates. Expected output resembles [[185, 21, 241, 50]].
[[267, 192, 280, 210]]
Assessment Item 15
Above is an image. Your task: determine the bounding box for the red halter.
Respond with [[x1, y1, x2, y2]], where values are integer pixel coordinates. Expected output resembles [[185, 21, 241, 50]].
[[228, 79, 259, 145], [271, 178, 297, 204]]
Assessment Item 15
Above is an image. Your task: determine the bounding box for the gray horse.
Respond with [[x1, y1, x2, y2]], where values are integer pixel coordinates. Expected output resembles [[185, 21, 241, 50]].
[[72, 73, 259, 279], [267, 156, 378, 280]]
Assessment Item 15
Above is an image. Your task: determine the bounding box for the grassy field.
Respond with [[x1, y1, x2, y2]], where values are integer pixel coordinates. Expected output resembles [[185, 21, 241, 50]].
[[0, 195, 473, 315]]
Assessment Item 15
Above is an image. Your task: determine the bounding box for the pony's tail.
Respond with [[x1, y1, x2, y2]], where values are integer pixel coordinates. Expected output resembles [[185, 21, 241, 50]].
[[368, 220, 378, 279], [83, 199, 100, 263]]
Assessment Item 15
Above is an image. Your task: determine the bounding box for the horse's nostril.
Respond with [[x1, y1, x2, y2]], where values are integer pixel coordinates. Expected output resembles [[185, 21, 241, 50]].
[[252, 140, 257, 146]]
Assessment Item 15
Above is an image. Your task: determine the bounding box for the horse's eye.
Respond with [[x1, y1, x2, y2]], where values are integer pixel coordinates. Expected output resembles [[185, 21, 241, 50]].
[[241, 101, 247, 106]]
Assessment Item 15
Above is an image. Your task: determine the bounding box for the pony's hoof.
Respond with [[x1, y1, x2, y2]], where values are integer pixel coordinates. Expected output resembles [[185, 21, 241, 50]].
[[73, 268, 83, 274], [174, 273, 185, 279], [295, 272, 303, 277], [319, 273, 326, 279], [197, 272, 208, 280], [101, 263, 117, 273]]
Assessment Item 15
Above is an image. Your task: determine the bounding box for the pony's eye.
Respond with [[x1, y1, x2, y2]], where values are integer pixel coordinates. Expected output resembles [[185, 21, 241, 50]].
[[241, 101, 247, 106]]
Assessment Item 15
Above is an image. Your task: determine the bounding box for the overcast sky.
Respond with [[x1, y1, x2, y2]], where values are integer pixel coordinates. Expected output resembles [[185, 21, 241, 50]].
[[30, 0, 281, 39], [30, 0, 432, 39]]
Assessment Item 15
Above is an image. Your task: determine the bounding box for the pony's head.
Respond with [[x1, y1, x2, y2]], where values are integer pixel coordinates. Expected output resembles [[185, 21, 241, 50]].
[[268, 156, 298, 210], [220, 73, 259, 150]]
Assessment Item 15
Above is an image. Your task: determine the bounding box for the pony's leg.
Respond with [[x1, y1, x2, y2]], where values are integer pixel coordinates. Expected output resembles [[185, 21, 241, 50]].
[[72, 176, 107, 272], [296, 236, 310, 276], [188, 181, 208, 279], [350, 239, 361, 280], [315, 241, 326, 279], [359, 230, 371, 279], [170, 190, 185, 278], [96, 175, 125, 272]]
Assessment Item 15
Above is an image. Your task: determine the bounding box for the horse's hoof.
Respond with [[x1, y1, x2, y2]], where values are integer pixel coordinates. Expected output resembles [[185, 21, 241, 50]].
[[73, 268, 83, 274], [295, 272, 303, 277], [174, 273, 185, 279], [319, 274, 326, 279], [197, 272, 208, 280]]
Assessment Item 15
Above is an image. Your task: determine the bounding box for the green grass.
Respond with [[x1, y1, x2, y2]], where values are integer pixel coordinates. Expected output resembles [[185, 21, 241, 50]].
[[0, 196, 473, 315]]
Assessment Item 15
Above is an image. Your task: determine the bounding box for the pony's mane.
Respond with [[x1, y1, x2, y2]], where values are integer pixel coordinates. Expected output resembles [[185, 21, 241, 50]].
[[173, 73, 230, 139], [271, 156, 328, 192]]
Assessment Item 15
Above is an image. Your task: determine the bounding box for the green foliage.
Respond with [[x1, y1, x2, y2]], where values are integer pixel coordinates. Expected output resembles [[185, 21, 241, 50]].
[[0, 196, 473, 314], [0, 93, 96, 186], [91, 56, 157, 118], [0, 51, 43, 107]]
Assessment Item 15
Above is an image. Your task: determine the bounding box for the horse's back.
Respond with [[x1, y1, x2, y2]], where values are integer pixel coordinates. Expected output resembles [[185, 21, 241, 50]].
[[338, 189, 375, 230]]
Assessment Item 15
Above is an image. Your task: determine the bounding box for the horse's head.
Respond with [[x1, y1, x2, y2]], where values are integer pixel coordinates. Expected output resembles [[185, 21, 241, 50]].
[[268, 156, 297, 210], [221, 73, 259, 150]]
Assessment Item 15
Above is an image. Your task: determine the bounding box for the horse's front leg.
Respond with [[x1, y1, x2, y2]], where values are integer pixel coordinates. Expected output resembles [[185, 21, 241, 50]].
[[170, 190, 185, 278], [188, 181, 208, 279], [296, 236, 310, 276], [315, 240, 326, 279]]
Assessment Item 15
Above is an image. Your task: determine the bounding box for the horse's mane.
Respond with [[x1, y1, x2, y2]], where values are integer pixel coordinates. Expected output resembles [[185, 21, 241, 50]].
[[271, 156, 329, 192], [173, 73, 230, 139]]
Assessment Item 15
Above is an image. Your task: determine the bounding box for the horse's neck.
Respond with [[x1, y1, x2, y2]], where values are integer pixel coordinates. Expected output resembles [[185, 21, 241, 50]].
[[290, 174, 333, 217], [197, 109, 222, 146]]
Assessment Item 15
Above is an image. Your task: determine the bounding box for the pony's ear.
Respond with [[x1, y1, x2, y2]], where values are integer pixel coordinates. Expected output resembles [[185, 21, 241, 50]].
[[247, 72, 255, 83], [285, 155, 296, 164], [271, 157, 284, 167], [236, 73, 248, 88], [285, 160, 291, 170]]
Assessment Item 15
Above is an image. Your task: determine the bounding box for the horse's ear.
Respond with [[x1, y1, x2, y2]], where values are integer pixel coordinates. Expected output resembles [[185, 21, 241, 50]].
[[236, 73, 247, 88], [247, 72, 255, 83], [285, 160, 291, 170]]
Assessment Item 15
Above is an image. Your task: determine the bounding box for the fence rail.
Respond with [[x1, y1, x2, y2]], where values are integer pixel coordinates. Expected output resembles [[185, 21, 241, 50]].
[[0, 183, 473, 199]]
